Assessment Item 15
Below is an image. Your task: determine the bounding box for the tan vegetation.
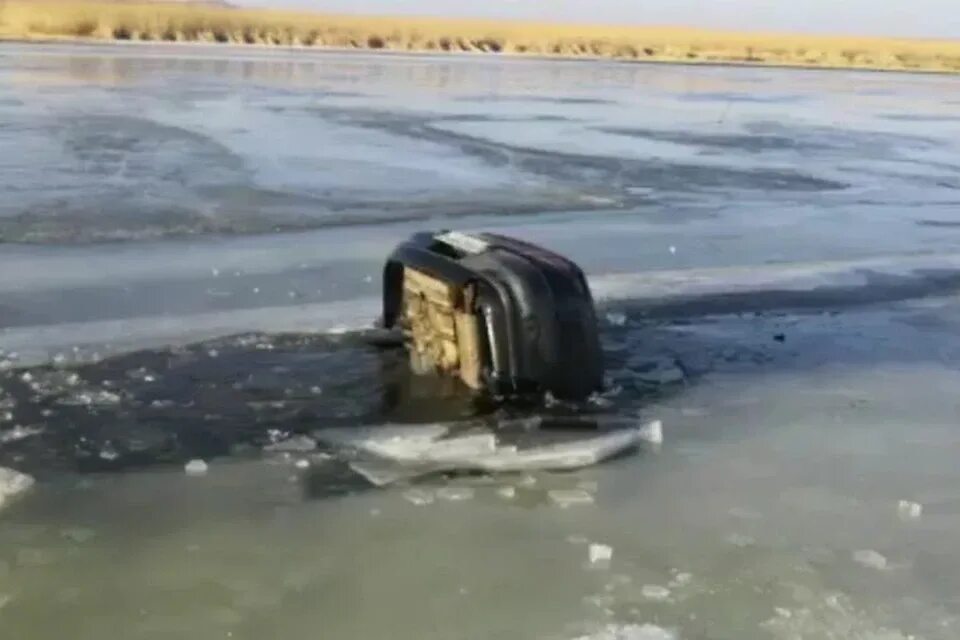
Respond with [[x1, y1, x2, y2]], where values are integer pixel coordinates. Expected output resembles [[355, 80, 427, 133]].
[[2, 1, 960, 73]]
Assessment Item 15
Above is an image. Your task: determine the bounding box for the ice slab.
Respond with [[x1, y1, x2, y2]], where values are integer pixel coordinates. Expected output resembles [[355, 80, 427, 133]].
[[315, 419, 661, 486]]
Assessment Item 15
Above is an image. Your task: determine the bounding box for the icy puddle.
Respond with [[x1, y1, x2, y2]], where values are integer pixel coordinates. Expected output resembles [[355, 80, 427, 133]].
[[3, 298, 960, 640]]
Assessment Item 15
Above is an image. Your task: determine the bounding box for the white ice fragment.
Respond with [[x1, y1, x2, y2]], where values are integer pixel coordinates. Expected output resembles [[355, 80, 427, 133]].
[[98, 446, 119, 462], [184, 459, 209, 476], [853, 549, 888, 570], [402, 488, 434, 506], [309, 386, 323, 395], [0, 466, 33, 492], [19, 372, 33, 383], [774, 607, 792, 619], [573, 623, 676, 640], [497, 486, 517, 499], [669, 572, 692, 588], [0, 425, 43, 444], [549, 489, 595, 508], [294, 459, 310, 470], [567, 534, 589, 545], [605, 311, 627, 327], [207, 349, 219, 358], [588, 543, 613, 567], [638, 419, 663, 445], [0, 466, 34, 512], [669, 245, 677, 255], [641, 585, 671, 601], [363, 275, 373, 283], [436, 486, 475, 502], [211, 268, 220, 277], [264, 435, 317, 453], [897, 500, 922, 520]]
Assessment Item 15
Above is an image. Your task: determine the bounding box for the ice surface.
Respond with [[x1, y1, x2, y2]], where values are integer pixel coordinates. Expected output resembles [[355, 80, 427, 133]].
[[4, 44, 960, 640]]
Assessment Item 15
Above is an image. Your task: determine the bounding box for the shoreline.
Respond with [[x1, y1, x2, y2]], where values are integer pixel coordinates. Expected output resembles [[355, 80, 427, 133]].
[[3, 35, 959, 77], [2, 2, 959, 75]]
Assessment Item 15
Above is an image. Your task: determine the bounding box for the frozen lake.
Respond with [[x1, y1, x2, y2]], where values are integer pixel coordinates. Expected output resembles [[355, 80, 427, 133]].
[[2, 43, 960, 640]]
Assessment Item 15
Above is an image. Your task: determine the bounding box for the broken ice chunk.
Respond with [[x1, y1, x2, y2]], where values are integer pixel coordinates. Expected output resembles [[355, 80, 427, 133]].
[[669, 572, 692, 588], [496, 486, 517, 500], [402, 488, 434, 506], [184, 459, 209, 476], [264, 435, 318, 453], [853, 549, 888, 570], [0, 466, 34, 512], [549, 489, 595, 508], [571, 624, 677, 640], [294, 459, 311, 470], [0, 425, 43, 444], [588, 543, 613, 567], [897, 500, 922, 520], [638, 419, 663, 445], [605, 311, 627, 327], [436, 487, 475, 502]]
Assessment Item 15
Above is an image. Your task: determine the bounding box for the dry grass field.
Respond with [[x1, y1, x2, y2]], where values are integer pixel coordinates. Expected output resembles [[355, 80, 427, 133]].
[[2, 1, 959, 73]]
